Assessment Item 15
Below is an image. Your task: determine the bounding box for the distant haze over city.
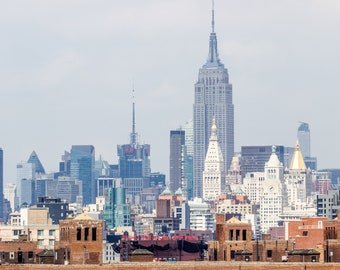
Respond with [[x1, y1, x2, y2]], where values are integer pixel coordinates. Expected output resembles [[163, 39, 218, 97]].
[[1, 0, 340, 182]]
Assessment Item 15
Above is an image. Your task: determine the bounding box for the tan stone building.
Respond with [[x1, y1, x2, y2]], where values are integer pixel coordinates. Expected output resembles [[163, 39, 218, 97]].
[[0, 207, 59, 250], [58, 212, 104, 264]]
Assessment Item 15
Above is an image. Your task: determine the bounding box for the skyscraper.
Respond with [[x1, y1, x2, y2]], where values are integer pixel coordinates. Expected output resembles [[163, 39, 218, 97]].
[[297, 122, 310, 158], [117, 99, 150, 179], [27, 151, 45, 174], [4, 183, 18, 212], [59, 151, 71, 176], [240, 145, 285, 178], [70, 145, 95, 205], [297, 122, 317, 170], [103, 187, 130, 229], [182, 119, 193, 156], [0, 148, 3, 220], [284, 142, 313, 209], [16, 161, 35, 206], [182, 120, 194, 199], [202, 119, 225, 201], [193, 4, 234, 198], [117, 95, 151, 205], [20, 178, 35, 206], [169, 130, 185, 193]]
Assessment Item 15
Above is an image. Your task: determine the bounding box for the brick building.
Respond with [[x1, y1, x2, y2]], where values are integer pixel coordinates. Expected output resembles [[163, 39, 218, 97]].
[[324, 211, 340, 262], [58, 212, 104, 264], [0, 239, 38, 264], [156, 199, 171, 218], [209, 214, 321, 262], [286, 217, 327, 249], [210, 214, 253, 261], [158, 188, 183, 215]]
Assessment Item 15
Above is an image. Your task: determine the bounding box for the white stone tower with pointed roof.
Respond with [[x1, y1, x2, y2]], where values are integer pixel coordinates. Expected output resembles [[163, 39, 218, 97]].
[[284, 141, 312, 209], [202, 118, 226, 201]]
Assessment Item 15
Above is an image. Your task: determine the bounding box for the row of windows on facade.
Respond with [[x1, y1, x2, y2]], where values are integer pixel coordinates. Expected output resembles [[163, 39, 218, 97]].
[[76, 227, 97, 241], [217, 206, 252, 209], [37, 229, 55, 236], [38, 239, 54, 246], [205, 176, 221, 180], [12, 229, 56, 237], [6, 252, 34, 260], [267, 169, 277, 173], [317, 198, 334, 202], [228, 229, 248, 241]]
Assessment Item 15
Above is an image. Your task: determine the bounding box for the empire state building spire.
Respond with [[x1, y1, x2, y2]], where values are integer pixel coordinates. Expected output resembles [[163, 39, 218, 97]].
[[212, 0, 215, 33], [205, 0, 223, 68]]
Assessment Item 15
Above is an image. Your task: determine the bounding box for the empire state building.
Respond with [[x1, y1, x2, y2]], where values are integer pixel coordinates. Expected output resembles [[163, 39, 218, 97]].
[[193, 3, 234, 198]]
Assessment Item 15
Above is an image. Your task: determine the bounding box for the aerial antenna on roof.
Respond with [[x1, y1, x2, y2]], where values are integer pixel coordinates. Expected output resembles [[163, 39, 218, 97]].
[[212, 0, 215, 33], [130, 82, 137, 145]]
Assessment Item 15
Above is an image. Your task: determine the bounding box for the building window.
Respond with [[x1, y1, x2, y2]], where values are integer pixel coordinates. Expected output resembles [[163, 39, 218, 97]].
[[28, 252, 34, 259], [77, 228, 81, 241], [38, 230, 44, 237], [242, 230, 247, 241], [230, 250, 235, 260], [303, 231, 308, 236], [38, 239, 44, 247], [49, 239, 55, 246], [229, 230, 233, 241], [267, 250, 272, 258], [9, 252, 14, 259], [92, 227, 97, 241], [236, 230, 240, 240], [84, 227, 89, 241], [49, 230, 55, 236]]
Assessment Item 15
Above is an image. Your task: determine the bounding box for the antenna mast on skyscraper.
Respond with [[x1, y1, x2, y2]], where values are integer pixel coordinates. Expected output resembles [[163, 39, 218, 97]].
[[130, 84, 137, 145], [212, 0, 215, 33]]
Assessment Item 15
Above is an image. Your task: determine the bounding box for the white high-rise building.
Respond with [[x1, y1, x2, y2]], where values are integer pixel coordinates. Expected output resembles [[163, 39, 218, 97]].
[[4, 183, 19, 212], [203, 119, 225, 201], [188, 198, 214, 231], [242, 146, 287, 233], [193, 3, 234, 198], [181, 119, 194, 200], [259, 146, 286, 233], [284, 142, 313, 209], [242, 172, 265, 204], [182, 119, 193, 156]]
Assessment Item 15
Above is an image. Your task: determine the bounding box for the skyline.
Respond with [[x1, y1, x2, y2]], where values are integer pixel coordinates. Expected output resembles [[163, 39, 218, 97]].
[[1, 0, 340, 182]]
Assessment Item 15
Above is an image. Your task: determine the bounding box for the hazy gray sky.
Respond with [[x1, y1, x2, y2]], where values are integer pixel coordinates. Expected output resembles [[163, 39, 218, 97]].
[[1, 0, 340, 182]]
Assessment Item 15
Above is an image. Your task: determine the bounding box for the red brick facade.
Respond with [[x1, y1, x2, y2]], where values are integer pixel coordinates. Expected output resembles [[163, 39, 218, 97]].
[[286, 217, 327, 249], [209, 216, 321, 263], [0, 241, 38, 264], [58, 213, 104, 265]]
